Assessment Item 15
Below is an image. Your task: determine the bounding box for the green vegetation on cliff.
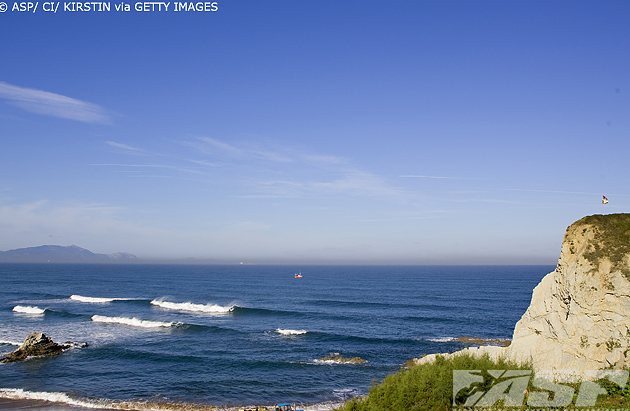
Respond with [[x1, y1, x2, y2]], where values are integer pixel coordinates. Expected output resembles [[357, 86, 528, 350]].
[[335, 353, 630, 411], [578, 214, 630, 280], [335, 353, 530, 411]]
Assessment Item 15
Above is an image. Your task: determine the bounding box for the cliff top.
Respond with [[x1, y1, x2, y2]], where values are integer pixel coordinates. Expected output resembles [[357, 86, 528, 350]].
[[567, 213, 630, 280]]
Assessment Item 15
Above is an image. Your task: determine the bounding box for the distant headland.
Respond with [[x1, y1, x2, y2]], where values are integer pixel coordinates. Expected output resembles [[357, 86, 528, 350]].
[[0, 245, 138, 264]]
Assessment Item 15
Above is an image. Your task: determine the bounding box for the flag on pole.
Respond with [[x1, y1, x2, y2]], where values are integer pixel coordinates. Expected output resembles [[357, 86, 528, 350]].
[[602, 195, 609, 204]]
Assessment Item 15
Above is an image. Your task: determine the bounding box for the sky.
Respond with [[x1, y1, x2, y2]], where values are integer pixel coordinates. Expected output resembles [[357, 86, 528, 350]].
[[0, 1, 629, 264]]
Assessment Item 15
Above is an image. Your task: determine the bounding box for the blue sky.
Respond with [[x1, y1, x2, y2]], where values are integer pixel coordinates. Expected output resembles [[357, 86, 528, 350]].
[[1, 1, 629, 264]]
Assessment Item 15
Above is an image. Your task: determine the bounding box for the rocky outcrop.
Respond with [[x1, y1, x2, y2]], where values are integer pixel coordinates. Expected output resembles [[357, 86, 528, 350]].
[[452, 336, 511, 347], [316, 354, 368, 364], [505, 214, 630, 375], [0, 332, 87, 363]]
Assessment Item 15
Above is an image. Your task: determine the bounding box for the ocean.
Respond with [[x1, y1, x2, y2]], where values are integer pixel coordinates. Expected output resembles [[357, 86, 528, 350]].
[[0, 264, 550, 410]]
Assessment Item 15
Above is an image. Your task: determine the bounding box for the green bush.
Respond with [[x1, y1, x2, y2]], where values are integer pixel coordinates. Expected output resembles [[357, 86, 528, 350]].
[[335, 351, 630, 411], [335, 353, 531, 411]]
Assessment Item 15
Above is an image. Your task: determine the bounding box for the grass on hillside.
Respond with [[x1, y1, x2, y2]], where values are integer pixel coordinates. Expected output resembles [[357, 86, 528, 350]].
[[335, 353, 630, 411], [578, 214, 630, 280]]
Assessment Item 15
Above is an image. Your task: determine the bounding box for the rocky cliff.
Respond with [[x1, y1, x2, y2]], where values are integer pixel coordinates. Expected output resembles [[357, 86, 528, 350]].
[[505, 213, 630, 375], [415, 214, 630, 378]]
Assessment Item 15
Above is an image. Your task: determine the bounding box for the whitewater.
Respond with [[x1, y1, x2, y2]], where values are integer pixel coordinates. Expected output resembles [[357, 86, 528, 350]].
[[150, 299, 235, 314]]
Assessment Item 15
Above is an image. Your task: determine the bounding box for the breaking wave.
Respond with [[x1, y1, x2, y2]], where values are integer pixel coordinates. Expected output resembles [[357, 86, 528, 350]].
[[91, 315, 178, 328], [276, 328, 307, 336], [150, 298, 235, 314], [0, 388, 221, 411], [426, 337, 454, 342], [12, 305, 46, 315], [70, 295, 135, 303]]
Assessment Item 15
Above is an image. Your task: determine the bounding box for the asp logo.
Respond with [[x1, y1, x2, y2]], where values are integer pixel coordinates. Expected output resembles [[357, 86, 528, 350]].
[[453, 369, 629, 408]]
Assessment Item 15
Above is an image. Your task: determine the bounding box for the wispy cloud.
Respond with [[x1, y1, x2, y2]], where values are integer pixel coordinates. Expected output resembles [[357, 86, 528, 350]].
[[89, 163, 204, 175], [400, 175, 482, 180], [106, 141, 147, 154], [190, 136, 293, 163], [187, 159, 222, 168], [244, 166, 407, 200], [0, 81, 111, 124], [502, 188, 616, 196], [184, 136, 409, 200], [196, 136, 243, 155]]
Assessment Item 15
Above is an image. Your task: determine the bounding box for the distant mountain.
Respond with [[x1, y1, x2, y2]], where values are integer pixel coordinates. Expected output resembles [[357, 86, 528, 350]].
[[0, 245, 139, 263]]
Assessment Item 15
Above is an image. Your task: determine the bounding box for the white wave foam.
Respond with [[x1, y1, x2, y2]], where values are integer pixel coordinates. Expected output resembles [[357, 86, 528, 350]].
[[313, 359, 339, 365], [276, 328, 307, 336], [12, 305, 46, 314], [0, 388, 218, 410], [427, 337, 454, 342], [151, 299, 234, 314], [0, 388, 342, 411], [70, 295, 132, 303], [91, 315, 177, 328], [0, 340, 21, 346], [0, 388, 103, 408]]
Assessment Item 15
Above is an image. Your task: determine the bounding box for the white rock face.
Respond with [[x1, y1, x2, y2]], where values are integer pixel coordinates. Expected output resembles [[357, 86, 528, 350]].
[[412, 215, 630, 377], [505, 214, 630, 376]]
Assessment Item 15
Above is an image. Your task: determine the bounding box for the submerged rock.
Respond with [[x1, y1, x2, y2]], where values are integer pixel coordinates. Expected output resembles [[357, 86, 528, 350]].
[[0, 332, 87, 363]]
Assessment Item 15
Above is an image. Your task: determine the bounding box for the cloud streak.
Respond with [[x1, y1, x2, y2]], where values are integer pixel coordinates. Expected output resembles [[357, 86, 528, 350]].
[[0, 81, 111, 124], [106, 141, 147, 154], [190, 136, 294, 163], [400, 175, 483, 180], [183, 136, 410, 200], [89, 163, 204, 175]]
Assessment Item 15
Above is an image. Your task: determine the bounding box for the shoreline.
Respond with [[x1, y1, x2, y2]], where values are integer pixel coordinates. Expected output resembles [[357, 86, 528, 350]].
[[0, 393, 344, 411]]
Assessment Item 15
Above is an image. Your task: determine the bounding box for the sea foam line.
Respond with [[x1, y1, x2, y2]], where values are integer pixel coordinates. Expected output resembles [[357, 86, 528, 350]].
[[12, 305, 46, 314], [0, 388, 342, 411], [91, 315, 177, 328], [276, 328, 307, 336], [0, 388, 103, 409], [70, 295, 133, 303], [0, 388, 223, 410], [151, 299, 235, 314], [0, 340, 21, 346], [426, 337, 454, 342]]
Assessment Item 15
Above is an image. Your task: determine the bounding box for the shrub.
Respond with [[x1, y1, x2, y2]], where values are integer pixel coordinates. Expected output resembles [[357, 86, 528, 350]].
[[335, 353, 530, 411]]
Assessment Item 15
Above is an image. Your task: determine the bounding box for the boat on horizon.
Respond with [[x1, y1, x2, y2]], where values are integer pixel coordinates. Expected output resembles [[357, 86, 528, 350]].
[[294, 272, 302, 278]]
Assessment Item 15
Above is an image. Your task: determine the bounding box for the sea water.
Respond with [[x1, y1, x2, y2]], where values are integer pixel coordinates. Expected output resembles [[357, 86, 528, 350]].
[[0, 264, 550, 409]]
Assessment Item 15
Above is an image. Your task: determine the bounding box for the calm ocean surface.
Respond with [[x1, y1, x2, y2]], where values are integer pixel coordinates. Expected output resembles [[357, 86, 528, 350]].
[[0, 264, 550, 410]]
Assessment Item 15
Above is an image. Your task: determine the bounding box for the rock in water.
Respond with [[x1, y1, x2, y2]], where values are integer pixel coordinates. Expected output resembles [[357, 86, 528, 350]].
[[506, 214, 630, 376], [1, 332, 68, 363], [317, 354, 368, 364]]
